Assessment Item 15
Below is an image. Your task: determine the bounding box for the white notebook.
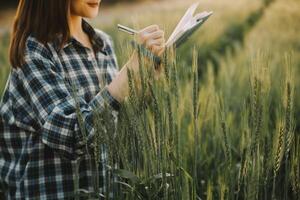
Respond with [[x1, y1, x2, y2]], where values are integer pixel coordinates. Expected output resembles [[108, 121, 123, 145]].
[[165, 2, 213, 48]]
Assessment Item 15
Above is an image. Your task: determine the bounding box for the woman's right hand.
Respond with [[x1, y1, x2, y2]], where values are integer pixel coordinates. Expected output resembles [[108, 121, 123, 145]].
[[107, 25, 166, 103], [136, 25, 166, 57]]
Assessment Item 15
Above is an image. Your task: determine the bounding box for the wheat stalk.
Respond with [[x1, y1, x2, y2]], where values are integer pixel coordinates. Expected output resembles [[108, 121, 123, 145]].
[[272, 125, 284, 199]]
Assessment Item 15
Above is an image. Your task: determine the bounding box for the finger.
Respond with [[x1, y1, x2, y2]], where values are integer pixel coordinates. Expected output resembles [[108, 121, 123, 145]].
[[151, 43, 166, 50], [140, 25, 159, 34], [144, 30, 164, 40], [137, 30, 163, 44], [153, 45, 165, 54], [145, 38, 165, 48], [152, 45, 165, 56], [157, 48, 165, 57], [145, 43, 164, 54]]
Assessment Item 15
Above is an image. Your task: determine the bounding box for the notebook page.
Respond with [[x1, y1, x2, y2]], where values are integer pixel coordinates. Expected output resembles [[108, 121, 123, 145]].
[[166, 2, 199, 47], [167, 11, 213, 47], [188, 11, 212, 29]]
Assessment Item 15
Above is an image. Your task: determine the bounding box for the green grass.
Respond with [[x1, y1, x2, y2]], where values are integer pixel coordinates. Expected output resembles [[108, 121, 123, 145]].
[[0, 32, 10, 96], [0, 0, 299, 199]]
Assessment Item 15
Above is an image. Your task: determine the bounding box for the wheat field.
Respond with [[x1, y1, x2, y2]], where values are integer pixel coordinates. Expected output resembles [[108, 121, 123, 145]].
[[0, 0, 299, 199]]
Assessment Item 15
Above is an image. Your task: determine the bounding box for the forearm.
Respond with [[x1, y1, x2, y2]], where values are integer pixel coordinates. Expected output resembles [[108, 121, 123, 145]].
[[107, 52, 139, 103], [107, 24, 166, 103]]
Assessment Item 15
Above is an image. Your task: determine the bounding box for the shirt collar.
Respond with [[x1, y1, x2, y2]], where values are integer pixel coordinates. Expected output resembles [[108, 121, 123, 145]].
[[52, 19, 106, 54]]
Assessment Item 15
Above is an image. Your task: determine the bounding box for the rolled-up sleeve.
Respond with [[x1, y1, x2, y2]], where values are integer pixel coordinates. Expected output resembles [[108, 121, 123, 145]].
[[18, 48, 120, 159]]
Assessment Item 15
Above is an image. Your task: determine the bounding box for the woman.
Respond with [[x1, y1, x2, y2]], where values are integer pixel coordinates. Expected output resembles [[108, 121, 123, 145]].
[[0, 0, 165, 199]]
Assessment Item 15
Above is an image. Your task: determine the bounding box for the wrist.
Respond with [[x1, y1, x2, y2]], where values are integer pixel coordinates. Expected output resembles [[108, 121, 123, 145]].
[[107, 52, 141, 103], [107, 81, 123, 104], [127, 51, 139, 73]]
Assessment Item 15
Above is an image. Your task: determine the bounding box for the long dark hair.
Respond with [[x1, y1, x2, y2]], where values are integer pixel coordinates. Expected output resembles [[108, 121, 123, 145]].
[[9, 0, 71, 68]]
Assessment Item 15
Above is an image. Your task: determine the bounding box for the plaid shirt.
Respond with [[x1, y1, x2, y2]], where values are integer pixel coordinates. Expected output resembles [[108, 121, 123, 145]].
[[0, 20, 120, 199]]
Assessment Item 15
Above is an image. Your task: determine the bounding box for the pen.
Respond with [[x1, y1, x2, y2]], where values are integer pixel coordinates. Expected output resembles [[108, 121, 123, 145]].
[[117, 24, 138, 35]]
